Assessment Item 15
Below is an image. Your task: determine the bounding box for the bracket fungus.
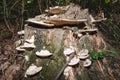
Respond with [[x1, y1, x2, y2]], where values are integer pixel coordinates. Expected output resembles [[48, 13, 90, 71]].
[[16, 46, 26, 51], [49, 15, 58, 19], [17, 30, 25, 35], [45, 6, 66, 15], [20, 42, 36, 49], [24, 55, 29, 62], [45, 7, 64, 14], [63, 47, 75, 56], [68, 57, 80, 66], [83, 59, 92, 67], [64, 66, 72, 79], [25, 64, 42, 77], [78, 49, 89, 59], [36, 50, 52, 57], [78, 54, 89, 59], [16, 40, 35, 51], [77, 33, 82, 38], [25, 35, 35, 44], [26, 18, 54, 27], [43, 19, 87, 26]]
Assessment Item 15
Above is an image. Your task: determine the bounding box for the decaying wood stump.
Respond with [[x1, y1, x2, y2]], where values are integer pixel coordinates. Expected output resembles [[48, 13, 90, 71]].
[[16, 3, 118, 80], [23, 24, 106, 80]]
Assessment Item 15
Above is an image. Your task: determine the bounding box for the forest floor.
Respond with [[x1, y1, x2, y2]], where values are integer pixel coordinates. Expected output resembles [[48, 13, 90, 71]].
[[0, 23, 26, 80]]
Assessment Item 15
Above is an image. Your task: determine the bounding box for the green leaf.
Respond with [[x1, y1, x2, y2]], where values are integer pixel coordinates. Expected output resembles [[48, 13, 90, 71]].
[[90, 50, 106, 61], [92, 54, 98, 60], [98, 52, 105, 58], [91, 51, 99, 60]]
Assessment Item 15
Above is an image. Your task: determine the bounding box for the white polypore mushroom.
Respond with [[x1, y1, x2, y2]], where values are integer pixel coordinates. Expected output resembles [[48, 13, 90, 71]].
[[79, 54, 89, 59], [63, 47, 74, 56], [83, 59, 92, 67], [25, 35, 35, 44], [64, 66, 72, 79], [49, 15, 58, 19], [36, 50, 52, 57], [77, 33, 82, 38], [20, 42, 36, 49], [25, 64, 42, 77], [24, 55, 29, 62], [78, 49, 89, 59], [16, 46, 26, 51], [68, 57, 80, 66], [17, 30, 25, 35]]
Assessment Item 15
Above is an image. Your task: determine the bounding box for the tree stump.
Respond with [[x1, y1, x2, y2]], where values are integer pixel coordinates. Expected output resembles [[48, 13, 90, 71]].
[[23, 23, 106, 80], [16, 3, 118, 80]]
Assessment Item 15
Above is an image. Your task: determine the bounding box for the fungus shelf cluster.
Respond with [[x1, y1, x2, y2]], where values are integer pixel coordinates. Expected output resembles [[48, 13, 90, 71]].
[[16, 33, 36, 51], [15, 3, 106, 80]]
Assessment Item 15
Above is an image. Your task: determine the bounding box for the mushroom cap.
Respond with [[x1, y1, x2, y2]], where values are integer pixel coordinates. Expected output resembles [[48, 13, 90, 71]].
[[63, 48, 74, 56], [77, 33, 82, 38], [77, 49, 89, 59], [64, 66, 71, 73], [16, 46, 26, 51], [26, 18, 54, 27], [17, 30, 24, 35], [79, 49, 89, 55], [43, 19, 87, 26], [24, 55, 29, 62], [25, 39, 34, 44], [68, 57, 80, 66], [49, 15, 58, 19], [78, 54, 89, 59], [36, 50, 52, 57], [20, 42, 36, 49], [25, 64, 42, 76], [64, 66, 72, 79], [83, 59, 92, 67], [25, 35, 35, 44]]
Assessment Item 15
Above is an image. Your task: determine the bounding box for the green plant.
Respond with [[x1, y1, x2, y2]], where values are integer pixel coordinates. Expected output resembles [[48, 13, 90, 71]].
[[90, 50, 105, 61], [90, 50, 115, 61]]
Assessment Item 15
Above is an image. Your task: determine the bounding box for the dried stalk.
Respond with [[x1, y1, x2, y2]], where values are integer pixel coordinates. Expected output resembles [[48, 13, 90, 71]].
[[90, 15, 107, 23], [21, 0, 25, 30], [10, 0, 20, 10], [3, 0, 11, 32], [96, 60, 105, 76], [38, 0, 43, 14], [55, 53, 75, 80]]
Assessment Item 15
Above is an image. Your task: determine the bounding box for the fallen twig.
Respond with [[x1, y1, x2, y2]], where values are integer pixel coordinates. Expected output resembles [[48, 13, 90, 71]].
[[55, 53, 75, 80]]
